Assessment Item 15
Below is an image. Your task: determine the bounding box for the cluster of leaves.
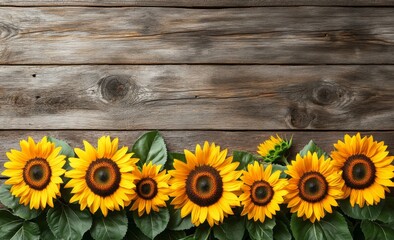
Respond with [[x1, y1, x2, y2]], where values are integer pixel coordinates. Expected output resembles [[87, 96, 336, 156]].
[[0, 132, 393, 240]]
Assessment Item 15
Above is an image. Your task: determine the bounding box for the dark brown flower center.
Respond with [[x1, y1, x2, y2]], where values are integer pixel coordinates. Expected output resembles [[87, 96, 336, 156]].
[[342, 154, 376, 189], [186, 165, 223, 206], [136, 178, 158, 200], [298, 172, 328, 203], [250, 180, 274, 206], [86, 158, 121, 197], [23, 158, 52, 190]]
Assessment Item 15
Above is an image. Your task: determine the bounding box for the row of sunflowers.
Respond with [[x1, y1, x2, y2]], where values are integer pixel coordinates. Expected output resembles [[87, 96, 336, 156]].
[[0, 131, 393, 240]]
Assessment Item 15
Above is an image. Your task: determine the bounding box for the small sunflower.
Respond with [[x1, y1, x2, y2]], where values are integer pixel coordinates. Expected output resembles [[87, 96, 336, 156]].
[[65, 136, 138, 216], [130, 162, 171, 216], [257, 135, 291, 162], [285, 152, 344, 223], [170, 142, 242, 227], [240, 161, 288, 223], [2, 137, 66, 209], [331, 133, 394, 207]]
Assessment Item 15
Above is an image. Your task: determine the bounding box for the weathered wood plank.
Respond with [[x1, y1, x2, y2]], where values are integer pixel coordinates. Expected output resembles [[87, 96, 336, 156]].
[[1, 65, 393, 130], [0, 7, 394, 64], [0, 130, 393, 173], [1, 0, 393, 7]]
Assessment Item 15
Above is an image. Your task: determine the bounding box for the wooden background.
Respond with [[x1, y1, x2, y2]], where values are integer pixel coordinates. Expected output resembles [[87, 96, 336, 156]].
[[0, 0, 393, 188]]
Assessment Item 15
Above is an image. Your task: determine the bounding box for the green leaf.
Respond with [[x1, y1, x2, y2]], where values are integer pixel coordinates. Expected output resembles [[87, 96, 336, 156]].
[[0, 184, 41, 220], [361, 220, 394, 240], [125, 216, 150, 240], [167, 205, 194, 231], [166, 152, 186, 170], [299, 140, 329, 158], [273, 218, 291, 240], [339, 199, 384, 221], [290, 212, 352, 240], [0, 210, 40, 240], [47, 203, 92, 240], [233, 151, 255, 170], [133, 207, 170, 239], [213, 215, 245, 240], [11, 222, 41, 240], [132, 131, 167, 169], [377, 197, 394, 223], [155, 230, 186, 240], [194, 224, 211, 240], [246, 217, 275, 240], [91, 211, 127, 240]]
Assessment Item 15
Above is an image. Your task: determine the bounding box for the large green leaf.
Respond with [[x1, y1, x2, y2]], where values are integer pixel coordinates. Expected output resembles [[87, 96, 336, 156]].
[[0, 184, 41, 220], [10, 222, 41, 240], [232, 151, 255, 170], [194, 224, 211, 240], [0, 210, 40, 240], [213, 215, 245, 240], [167, 205, 194, 231], [47, 203, 92, 240], [377, 197, 394, 223], [361, 220, 394, 240], [299, 140, 329, 158], [155, 230, 186, 240], [339, 199, 384, 221], [132, 131, 167, 169], [90, 211, 128, 240], [246, 217, 275, 240], [125, 216, 150, 240], [290, 212, 352, 240], [133, 207, 170, 239]]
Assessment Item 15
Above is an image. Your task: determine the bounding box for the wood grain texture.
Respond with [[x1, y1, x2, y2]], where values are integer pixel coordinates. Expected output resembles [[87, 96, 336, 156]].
[[1, 7, 394, 64], [1, 65, 393, 130], [1, 0, 393, 7], [0, 130, 393, 173]]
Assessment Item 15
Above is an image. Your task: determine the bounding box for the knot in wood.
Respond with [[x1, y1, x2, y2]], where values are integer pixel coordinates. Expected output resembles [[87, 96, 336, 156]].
[[99, 75, 131, 102], [311, 81, 346, 106], [287, 106, 315, 129]]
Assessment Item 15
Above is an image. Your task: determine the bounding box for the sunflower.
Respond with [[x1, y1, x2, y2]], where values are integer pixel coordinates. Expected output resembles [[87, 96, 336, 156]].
[[130, 162, 171, 216], [169, 142, 242, 227], [240, 161, 288, 223], [285, 151, 344, 222], [65, 136, 138, 216], [331, 133, 394, 207], [257, 135, 291, 162], [2, 137, 66, 209]]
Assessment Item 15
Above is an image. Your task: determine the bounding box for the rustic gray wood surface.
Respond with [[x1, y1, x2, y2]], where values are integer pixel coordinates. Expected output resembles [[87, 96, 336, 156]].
[[1, 0, 394, 6], [0, 0, 393, 201], [0, 7, 394, 64], [0, 65, 392, 130]]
